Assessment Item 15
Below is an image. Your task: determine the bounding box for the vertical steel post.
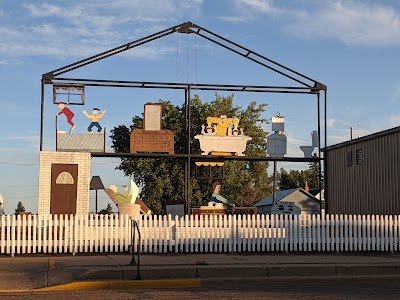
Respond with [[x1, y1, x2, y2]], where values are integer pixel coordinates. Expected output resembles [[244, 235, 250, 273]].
[[55, 116, 58, 151], [324, 89, 328, 213], [187, 85, 192, 214], [184, 88, 188, 213], [40, 78, 45, 151], [272, 160, 277, 207], [317, 92, 322, 214], [95, 190, 98, 214]]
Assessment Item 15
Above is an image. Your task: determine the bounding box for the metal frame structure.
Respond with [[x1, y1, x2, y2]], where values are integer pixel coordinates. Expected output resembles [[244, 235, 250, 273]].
[[41, 21, 327, 213]]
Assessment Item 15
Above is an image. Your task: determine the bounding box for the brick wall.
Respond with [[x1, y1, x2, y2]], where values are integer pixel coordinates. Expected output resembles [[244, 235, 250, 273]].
[[38, 151, 91, 215]]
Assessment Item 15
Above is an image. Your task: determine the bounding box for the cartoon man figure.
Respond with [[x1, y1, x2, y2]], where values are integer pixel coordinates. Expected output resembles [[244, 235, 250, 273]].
[[207, 113, 239, 136], [83, 108, 106, 133], [56, 102, 75, 130]]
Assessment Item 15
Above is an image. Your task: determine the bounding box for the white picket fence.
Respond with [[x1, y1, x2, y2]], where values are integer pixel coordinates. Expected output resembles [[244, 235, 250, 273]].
[[1, 214, 400, 255]]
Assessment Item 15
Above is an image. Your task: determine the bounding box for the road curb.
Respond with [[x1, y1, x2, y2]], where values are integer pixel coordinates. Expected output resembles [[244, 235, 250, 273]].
[[0, 279, 202, 293], [3, 275, 400, 293]]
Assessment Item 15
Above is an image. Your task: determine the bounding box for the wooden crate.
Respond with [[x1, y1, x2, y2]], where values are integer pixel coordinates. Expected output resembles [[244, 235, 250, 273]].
[[130, 129, 174, 154]]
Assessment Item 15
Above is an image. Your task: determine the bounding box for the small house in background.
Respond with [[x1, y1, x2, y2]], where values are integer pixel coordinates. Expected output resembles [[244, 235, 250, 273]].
[[324, 126, 400, 215], [309, 188, 325, 215], [254, 188, 320, 215]]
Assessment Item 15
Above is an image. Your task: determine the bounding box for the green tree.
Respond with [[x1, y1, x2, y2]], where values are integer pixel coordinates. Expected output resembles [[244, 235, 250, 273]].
[[278, 168, 308, 190], [14, 201, 25, 215], [278, 156, 323, 191], [99, 203, 113, 215], [110, 93, 271, 213], [308, 153, 324, 189]]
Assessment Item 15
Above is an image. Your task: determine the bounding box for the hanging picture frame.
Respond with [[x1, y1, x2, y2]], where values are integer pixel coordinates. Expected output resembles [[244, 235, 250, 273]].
[[144, 102, 162, 131], [53, 84, 85, 105]]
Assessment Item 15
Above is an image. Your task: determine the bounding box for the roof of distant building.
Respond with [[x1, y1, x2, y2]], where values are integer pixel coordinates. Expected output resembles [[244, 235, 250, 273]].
[[254, 188, 320, 207]]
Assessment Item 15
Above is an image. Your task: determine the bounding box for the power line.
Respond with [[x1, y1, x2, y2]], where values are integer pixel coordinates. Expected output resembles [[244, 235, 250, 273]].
[[4, 195, 38, 199], [0, 161, 122, 166], [0, 162, 38, 165], [0, 184, 38, 187]]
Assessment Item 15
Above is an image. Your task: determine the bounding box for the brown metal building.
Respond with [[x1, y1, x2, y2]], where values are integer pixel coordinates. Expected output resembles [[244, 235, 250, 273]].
[[324, 126, 400, 215]]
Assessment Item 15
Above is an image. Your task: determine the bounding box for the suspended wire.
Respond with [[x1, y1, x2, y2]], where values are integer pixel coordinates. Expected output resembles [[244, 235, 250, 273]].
[[176, 31, 179, 82], [0, 185, 37, 188], [194, 33, 198, 84], [0, 163, 38, 166], [186, 31, 189, 83], [0, 161, 122, 166]]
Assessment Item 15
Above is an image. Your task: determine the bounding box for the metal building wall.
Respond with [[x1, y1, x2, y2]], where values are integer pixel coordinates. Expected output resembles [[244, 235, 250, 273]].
[[326, 130, 400, 215]]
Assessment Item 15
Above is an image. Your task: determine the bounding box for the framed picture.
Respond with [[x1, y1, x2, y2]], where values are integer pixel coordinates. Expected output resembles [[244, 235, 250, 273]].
[[144, 103, 162, 130], [53, 84, 85, 105]]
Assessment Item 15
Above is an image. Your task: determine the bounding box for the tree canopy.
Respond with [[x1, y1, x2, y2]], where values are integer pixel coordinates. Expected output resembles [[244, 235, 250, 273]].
[[99, 203, 113, 215], [110, 93, 271, 213], [14, 201, 25, 215], [277, 154, 323, 191]]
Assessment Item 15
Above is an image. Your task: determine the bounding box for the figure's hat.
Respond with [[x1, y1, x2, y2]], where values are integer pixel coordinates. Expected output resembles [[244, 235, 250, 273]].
[[93, 108, 100, 111]]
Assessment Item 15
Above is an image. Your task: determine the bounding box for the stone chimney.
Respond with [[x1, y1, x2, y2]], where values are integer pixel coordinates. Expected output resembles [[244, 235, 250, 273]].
[[304, 181, 309, 193]]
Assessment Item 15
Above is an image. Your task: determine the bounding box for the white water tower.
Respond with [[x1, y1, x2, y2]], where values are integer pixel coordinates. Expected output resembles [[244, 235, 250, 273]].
[[267, 114, 287, 157]]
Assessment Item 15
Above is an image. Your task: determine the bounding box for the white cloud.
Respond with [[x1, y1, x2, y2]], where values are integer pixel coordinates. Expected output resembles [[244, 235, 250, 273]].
[[223, 0, 400, 47], [217, 16, 253, 23], [324, 117, 351, 128], [94, 0, 202, 17], [219, 0, 280, 23], [388, 114, 400, 127], [286, 1, 400, 47], [0, 1, 203, 60], [235, 0, 281, 14], [22, 2, 64, 17]]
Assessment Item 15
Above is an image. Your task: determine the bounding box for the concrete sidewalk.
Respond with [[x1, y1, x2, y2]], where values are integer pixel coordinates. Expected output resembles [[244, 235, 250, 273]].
[[1, 252, 400, 291]]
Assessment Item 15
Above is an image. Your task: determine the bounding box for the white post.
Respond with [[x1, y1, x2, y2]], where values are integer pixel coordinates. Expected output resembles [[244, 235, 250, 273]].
[[284, 214, 289, 253], [316, 214, 321, 252], [99, 215, 104, 253], [189, 215, 196, 253], [312, 214, 316, 251], [232, 214, 237, 253], [168, 214, 173, 252], [27, 215, 32, 254], [302, 214, 307, 251], [321, 214, 326, 251], [175, 215, 179, 254], [11, 215, 16, 255], [94, 214, 99, 252], [53, 215, 58, 254], [344, 215, 348, 252], [64, 215, 69, 254], [237, 215, 242, 252], [384, 215, 389, 251], [22, 215, 27, 254], [105, 214, 111, 253], [362, 215, 367, 251]]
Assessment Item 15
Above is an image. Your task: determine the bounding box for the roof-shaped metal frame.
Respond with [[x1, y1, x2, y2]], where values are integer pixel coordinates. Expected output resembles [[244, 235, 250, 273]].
[[40, 21, 328, 213], [43, 21, 326, 90]]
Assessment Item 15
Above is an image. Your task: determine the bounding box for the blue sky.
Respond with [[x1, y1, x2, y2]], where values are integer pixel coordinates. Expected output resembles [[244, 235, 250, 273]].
[[1, 0, 400, 214]]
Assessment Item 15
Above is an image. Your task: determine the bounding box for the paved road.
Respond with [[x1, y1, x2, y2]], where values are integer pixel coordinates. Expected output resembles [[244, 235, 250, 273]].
[[1, 280, 400, 300]]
